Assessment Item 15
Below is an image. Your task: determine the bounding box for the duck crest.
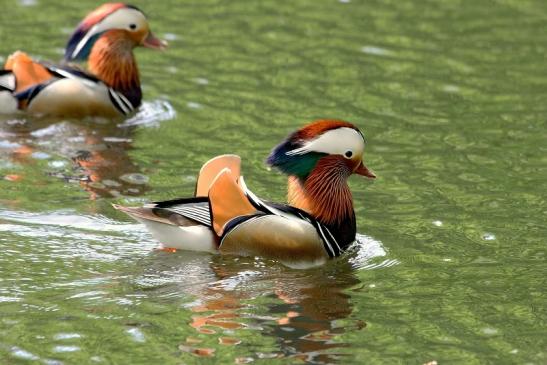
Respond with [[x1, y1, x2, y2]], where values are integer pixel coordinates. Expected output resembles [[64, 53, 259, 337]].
[[292, 119, 358, 140], [88, 31, 141, 107], [80, 3, 129, 29]]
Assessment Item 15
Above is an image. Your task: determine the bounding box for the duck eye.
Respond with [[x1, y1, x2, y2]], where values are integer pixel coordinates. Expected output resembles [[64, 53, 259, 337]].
[[344, 150, 353, 159], [129, 23, 137, 30]]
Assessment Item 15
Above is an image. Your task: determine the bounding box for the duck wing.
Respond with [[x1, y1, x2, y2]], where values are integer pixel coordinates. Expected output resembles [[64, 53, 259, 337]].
[[3, 51, 54, 93], [119, 154, 244, 228], [115, 154, 245, 231], [195, 154, 241, 197], [113, 167, 252, 253], [113, 197, 218, 252], [1, 51, 55, 112]]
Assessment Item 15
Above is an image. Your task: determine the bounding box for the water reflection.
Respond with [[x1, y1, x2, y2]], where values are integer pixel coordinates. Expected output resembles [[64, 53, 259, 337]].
[[0, 100, 174, 199], [136, 236, 387, 363]]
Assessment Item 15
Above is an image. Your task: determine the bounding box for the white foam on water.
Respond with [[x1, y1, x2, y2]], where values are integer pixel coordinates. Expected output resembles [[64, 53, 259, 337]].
[[119, 99, 176, 128]]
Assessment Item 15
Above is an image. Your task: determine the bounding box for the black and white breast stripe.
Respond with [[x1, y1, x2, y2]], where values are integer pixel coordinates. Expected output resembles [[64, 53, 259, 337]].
[[107, 88, 135, 115], [310, 218, 342, 258]]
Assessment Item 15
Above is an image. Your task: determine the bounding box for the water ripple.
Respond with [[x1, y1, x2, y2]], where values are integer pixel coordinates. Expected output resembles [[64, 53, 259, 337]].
[[119, 100, 176, 128], [0, 209, 145, 235]]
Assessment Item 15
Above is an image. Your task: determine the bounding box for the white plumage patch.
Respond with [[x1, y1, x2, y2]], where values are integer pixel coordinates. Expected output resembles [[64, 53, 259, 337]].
[[72, 8, 148, 59], [0, 73, 16, 91], [25, 78, 122, 117], [0, 91, 18, 114], [135, 217, 217, 253], [286, 127, 365, 158]]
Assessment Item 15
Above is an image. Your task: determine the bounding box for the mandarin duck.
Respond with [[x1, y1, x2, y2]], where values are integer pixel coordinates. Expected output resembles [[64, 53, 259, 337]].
[[0, 3, 166, 118], [114, 120, 376, 267]]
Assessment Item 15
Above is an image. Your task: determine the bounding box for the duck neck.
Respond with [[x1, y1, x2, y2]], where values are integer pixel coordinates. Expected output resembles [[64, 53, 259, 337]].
[[88, 32, 141, 107], [287, 157, 356, 233]]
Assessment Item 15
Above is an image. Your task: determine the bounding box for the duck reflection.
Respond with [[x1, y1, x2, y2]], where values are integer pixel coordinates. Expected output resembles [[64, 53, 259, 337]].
[[0, 115, 149, 199], [137, 251, 367, 364]]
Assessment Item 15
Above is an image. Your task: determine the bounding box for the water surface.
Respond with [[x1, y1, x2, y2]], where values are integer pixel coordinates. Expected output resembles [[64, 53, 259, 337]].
[[1, 0, 546, 364]]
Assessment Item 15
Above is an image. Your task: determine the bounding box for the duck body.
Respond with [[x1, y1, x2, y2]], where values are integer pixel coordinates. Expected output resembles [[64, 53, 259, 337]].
[[0, 57, 136, 117], [115, 120, 376, 267], [0, 3, 166, 118], [117, 174, 347, 266]]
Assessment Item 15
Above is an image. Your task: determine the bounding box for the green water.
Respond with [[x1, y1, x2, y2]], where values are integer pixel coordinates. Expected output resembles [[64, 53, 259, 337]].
[[1, 0, 546, 364]]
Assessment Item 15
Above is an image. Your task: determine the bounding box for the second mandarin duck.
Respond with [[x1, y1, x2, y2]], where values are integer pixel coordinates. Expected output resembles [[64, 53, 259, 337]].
[[114, 120, 376, 268], [0, 3, 166, 118]]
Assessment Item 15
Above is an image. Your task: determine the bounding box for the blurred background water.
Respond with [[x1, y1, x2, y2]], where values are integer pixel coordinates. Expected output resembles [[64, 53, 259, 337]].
[[0, 0, 546, 364]]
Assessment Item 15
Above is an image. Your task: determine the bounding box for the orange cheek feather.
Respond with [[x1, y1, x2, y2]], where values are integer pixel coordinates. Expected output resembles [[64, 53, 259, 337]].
[[132, 28, 149, 44]]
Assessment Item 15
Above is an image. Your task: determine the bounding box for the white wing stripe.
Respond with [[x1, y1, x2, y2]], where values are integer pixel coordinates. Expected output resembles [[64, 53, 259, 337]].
[[170, 206, 209, 218], [174, 212, 210, 225], [171, 209, 209, 220], [168, 205, 211, 225]]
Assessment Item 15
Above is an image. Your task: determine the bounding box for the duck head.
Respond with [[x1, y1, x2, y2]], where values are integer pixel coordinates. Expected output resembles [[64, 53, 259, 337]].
[[267, 120, 375, 225], [64, 3, 166, 62], [267, 119, 375, 181]]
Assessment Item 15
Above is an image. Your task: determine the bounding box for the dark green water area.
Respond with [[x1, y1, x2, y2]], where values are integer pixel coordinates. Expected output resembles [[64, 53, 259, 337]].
[[0, 0, 545, 364]]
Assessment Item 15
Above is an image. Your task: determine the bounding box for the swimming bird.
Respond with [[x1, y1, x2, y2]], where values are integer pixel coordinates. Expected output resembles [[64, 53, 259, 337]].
[[0, 3, 166, 118], [114, 120, 376, 267]]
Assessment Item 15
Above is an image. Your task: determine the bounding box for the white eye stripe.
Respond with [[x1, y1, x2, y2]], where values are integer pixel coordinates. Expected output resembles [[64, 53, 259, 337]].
[[285, 127, 365, 157], [72, 8, 147, 59]]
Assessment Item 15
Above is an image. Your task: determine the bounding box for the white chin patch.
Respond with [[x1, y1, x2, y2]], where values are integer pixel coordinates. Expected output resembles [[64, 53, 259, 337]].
[[286, 127, 365, 157]]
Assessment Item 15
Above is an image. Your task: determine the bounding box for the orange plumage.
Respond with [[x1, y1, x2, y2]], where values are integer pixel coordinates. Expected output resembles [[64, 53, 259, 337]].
[[4, 51, 53, 93], [78, 3, 127, 30]]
